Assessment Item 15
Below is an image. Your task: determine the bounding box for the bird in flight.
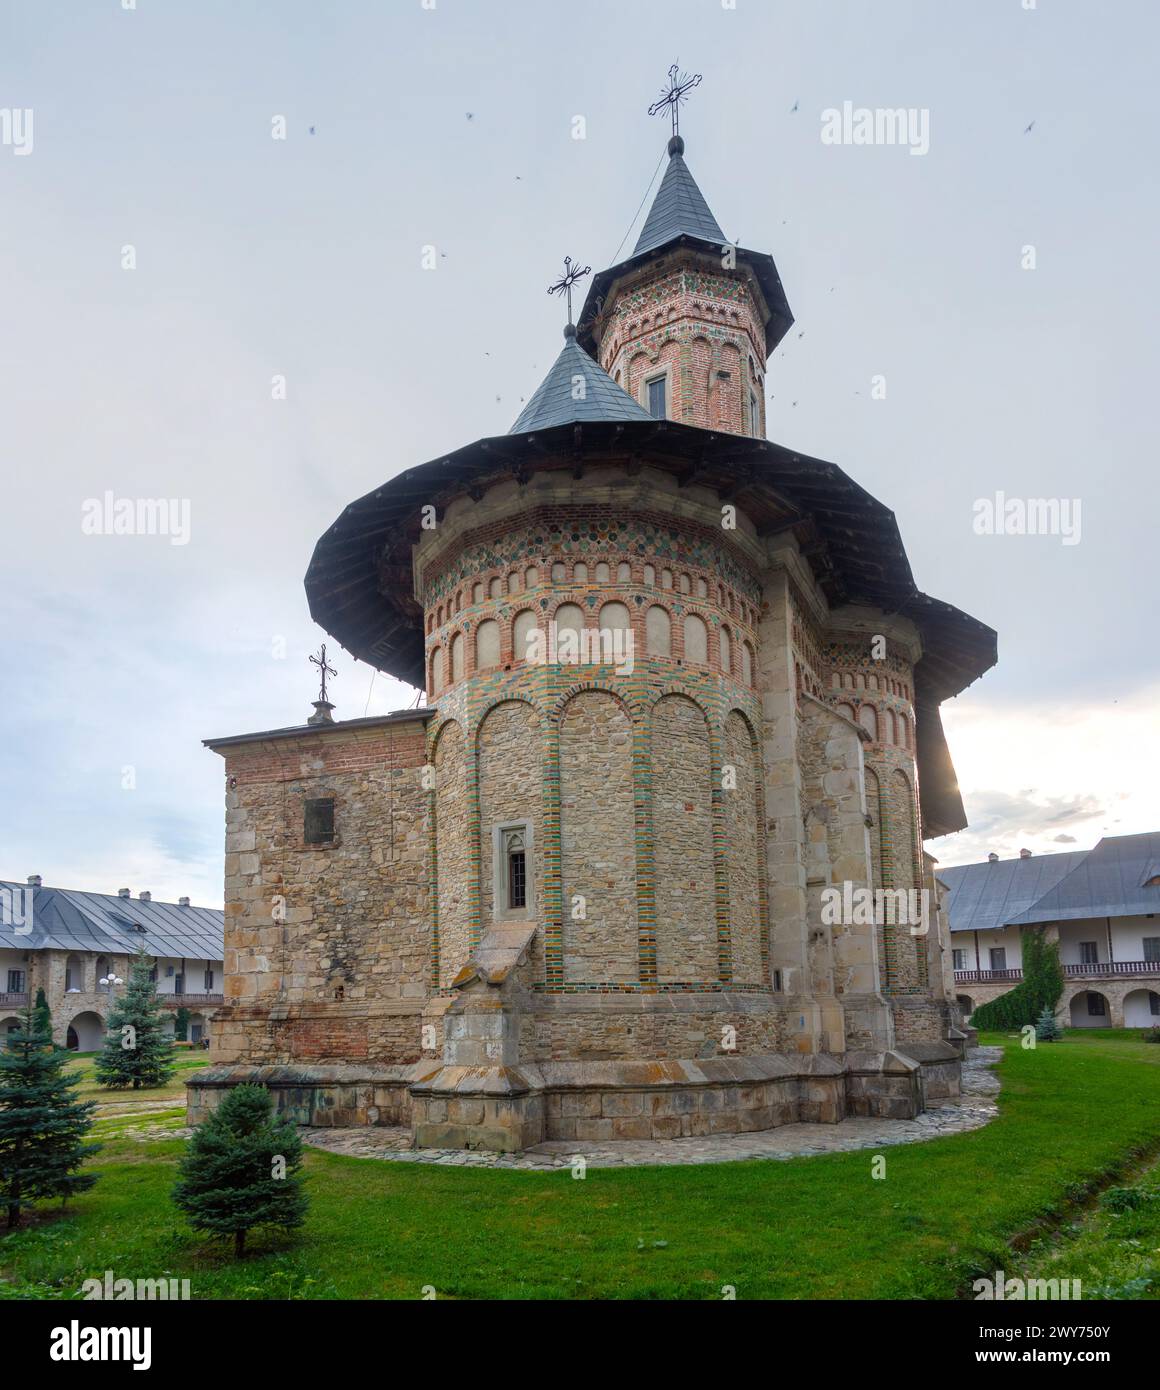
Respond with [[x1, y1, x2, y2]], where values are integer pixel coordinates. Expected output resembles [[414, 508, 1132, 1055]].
[[1024, 120, 1036, 134], [790, 100, 799, 113]]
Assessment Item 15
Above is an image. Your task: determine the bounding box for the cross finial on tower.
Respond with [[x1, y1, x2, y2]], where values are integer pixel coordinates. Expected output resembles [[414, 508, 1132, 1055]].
[[648, 63, 702, 142], [547, 256, 592, 333], [309, 644, 337, 704]]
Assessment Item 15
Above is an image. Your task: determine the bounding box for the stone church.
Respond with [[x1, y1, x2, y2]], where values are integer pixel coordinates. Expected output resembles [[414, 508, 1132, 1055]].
[[190, 123, 997, 1150]]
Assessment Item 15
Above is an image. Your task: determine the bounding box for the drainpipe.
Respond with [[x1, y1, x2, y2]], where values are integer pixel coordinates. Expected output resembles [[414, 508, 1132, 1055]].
[[1106, 917, 1114, 965], [974, 930, 981, 972]]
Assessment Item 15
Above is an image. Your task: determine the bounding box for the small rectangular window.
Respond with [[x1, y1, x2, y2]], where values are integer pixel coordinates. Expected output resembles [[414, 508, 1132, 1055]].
[[1079, 940, 1099, 965], [647, 376, 666, 419], [304, 797, 336, 845], [496, 824, 531, 916], [204, 969, 215, 991], [6, 970, 24, 993], [952, 950, 965, 971], [1143, 937, 1160, 962], [989, 948, 1006, 972]]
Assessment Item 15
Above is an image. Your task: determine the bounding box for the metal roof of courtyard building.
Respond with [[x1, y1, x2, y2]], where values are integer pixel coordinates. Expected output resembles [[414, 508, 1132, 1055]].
[[940, 833, 1160, 933], [0, 881, 223, 960]]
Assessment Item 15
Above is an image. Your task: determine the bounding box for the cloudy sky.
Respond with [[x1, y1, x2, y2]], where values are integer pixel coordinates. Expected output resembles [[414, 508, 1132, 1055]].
[[2, 0, 1157, 905]]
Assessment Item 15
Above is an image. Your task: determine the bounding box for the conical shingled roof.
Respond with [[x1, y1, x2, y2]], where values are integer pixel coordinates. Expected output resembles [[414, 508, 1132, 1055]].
[[633, 138, 727, 256], [509, 326, 652, 433]]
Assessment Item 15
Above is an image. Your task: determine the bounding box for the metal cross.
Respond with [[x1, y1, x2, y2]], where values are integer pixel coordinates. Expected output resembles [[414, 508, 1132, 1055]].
[[547, 255, 591, 326], [309, 644, 337, 703], [648, 63, 702, 138]]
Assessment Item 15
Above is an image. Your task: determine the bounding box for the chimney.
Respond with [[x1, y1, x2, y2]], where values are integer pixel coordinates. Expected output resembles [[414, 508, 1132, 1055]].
[[178, 896, 190, 907], [118, 887, 131, 898], [1019, 848, 1032, 860], [138, 890, 151, 902], [987, 853, 999, 864], [26, 874, 41, 887]]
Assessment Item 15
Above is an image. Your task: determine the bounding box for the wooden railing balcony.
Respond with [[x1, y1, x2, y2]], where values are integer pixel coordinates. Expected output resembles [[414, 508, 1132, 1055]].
[[954, 969, 1023, 984], [955, 962, 1160, 985], [0, 992, 29, 1008], [157, 993, 224, 1007], [1063, 961, 1160, 979]]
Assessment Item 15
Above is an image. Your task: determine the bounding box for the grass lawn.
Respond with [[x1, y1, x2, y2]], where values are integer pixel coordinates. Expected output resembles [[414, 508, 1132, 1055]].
[[2, 1030, 1159, 1299]]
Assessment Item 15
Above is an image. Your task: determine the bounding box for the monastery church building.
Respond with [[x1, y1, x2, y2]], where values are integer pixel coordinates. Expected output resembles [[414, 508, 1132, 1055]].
[[191, 113, 997, 1151]]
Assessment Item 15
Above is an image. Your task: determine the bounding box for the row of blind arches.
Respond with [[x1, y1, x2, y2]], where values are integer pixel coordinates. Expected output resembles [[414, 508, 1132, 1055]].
[[834, 700, 912, 750], [426, 562, 758, 633], [429, 602, 756, 695]]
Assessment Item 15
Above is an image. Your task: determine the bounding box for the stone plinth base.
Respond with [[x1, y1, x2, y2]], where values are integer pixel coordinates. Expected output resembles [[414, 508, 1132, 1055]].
[[187, 1063, 424, 1128], [188, 1049, 961, 1150]]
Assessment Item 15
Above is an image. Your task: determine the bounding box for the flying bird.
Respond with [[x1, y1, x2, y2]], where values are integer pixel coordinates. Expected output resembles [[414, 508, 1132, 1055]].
[[1024, 120, 1035, 134], [308, 126, 315, 135], [790, 100, 799, 113], [466, 112, 474, 121]]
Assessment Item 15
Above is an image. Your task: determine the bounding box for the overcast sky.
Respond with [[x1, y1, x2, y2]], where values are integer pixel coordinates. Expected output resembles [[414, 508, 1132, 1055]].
[[2, 0, 1157, 905]]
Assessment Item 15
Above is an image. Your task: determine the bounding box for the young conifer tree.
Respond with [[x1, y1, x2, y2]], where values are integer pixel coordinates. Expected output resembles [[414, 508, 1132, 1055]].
[[0, 1007, 100, 1228], [173, 1084, 307, 1257], [94, 946, 176, 1090]]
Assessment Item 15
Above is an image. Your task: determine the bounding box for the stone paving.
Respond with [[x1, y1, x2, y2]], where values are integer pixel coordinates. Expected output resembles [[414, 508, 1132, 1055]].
[[301, 1046, 1002, 1170]]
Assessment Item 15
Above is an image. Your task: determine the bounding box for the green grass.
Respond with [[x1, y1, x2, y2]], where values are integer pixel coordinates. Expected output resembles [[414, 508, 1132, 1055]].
[[2, 1030, 1159, 1299]]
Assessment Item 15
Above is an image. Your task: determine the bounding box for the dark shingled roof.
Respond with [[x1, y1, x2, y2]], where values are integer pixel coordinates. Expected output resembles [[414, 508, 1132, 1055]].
[[941, 833, 1160, 932], [510, 328, 652, 434], [303, 417, 997, 837], [633, 146, 727, 256], [0, 881, 223, 959]]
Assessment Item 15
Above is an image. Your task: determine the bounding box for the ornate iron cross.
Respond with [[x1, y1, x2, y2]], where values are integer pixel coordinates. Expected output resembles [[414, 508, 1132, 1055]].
[[547, 256, 591, 326], [648, 63, 702, 138], [309, 644, 337, 703]]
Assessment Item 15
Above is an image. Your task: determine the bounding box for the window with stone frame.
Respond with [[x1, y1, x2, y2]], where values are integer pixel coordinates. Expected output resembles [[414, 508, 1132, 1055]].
[[493, 822, 532, 918], [304, 796, 336, 846], [646, 374, 667, 419]]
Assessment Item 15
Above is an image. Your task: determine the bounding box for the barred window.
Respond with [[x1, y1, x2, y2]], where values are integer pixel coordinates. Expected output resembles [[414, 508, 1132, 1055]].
[[304, 797, 335, 845]]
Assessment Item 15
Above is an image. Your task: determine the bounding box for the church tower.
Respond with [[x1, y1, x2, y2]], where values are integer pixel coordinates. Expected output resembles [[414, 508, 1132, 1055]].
[[578, 133, 792, 438], [192, 73, 996, 1153]]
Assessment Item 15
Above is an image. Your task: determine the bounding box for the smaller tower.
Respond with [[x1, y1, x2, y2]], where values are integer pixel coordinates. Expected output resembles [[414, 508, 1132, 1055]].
[[578, 71, 792, 439]]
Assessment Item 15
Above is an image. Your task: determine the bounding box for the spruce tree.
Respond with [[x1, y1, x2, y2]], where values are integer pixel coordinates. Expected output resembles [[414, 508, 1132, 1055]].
[[1034, 1006, 1063, 1042], [94, 947, 176, 1090], [0, 1008, 100, 1228], [173, 1084, 307, 1257]]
